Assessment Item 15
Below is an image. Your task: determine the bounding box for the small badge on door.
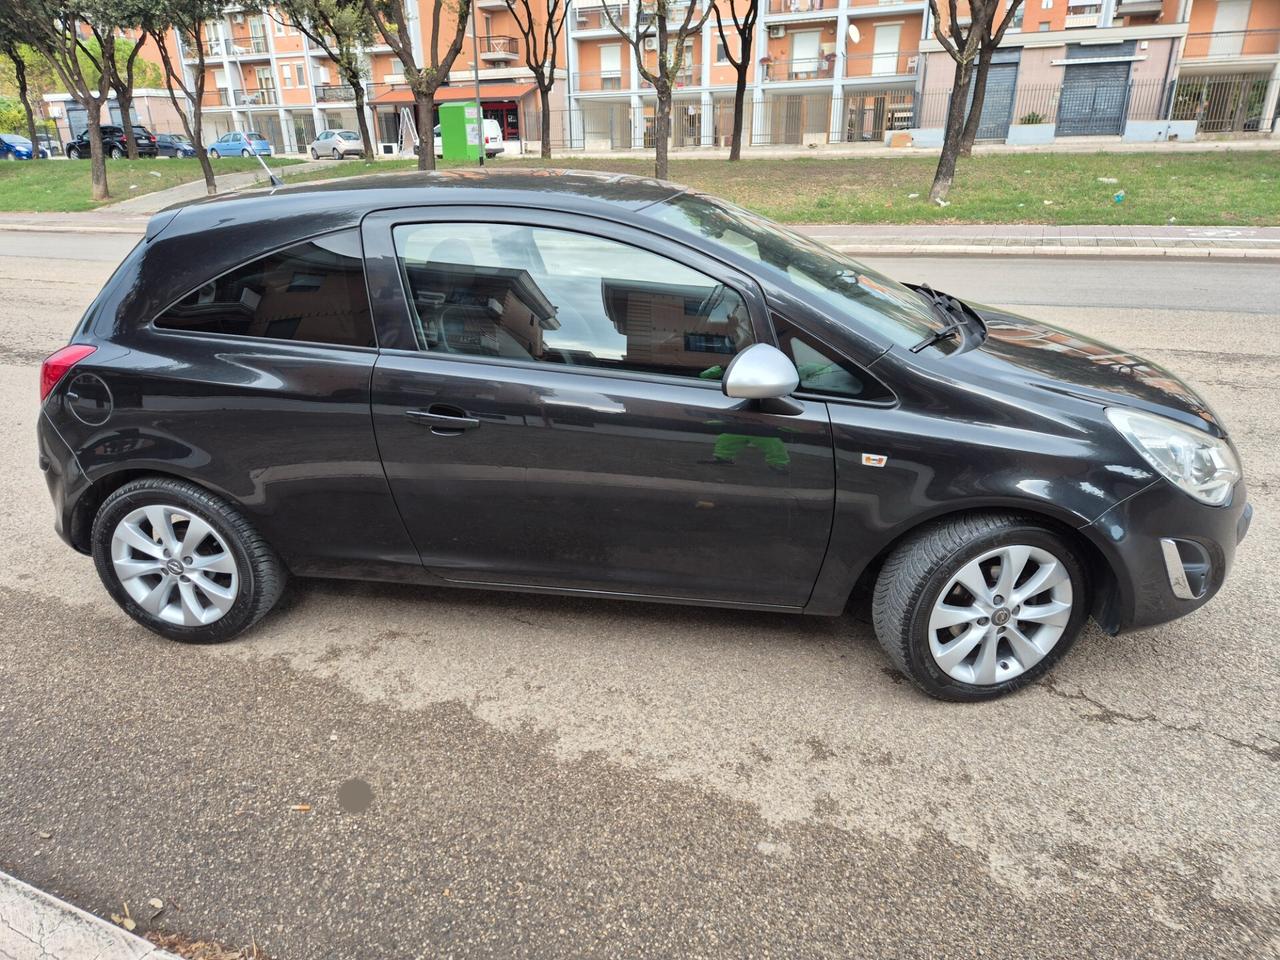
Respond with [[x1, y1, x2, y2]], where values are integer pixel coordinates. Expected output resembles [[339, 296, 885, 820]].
[[861, 453, 888, 468]]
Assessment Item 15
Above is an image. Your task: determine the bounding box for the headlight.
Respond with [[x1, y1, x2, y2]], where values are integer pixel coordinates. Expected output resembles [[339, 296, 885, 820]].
[[1106, 407, 1240, 506]]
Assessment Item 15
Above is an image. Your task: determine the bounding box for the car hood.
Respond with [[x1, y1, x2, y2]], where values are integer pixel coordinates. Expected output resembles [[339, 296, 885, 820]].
[[964, 303, 1225, 436]]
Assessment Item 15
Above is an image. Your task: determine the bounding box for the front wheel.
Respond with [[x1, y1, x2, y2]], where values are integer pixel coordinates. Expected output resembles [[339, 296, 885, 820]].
[[872, 513, 1088, 701], [310, 147, 318, 159], [68, 147, 80, 159], [91, 477, 286, 644], [209, 149, 220, 159]]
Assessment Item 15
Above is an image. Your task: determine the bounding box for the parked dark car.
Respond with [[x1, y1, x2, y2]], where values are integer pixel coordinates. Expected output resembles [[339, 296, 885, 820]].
[[0, 133, 48, 160], [155, 132, 197, 158], [36, 132, 60, 156], [36, 171, 1250, 700], [65, 124, 159, 159]]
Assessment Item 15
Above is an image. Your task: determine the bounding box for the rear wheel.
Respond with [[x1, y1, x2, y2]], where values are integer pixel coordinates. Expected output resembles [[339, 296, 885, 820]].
[[209, 149, 220, 159], [332, 147, 342, 159], [91, 477, 286, 644], [240, 148, 251, 157], [109, 146, 124, 159], [872, 513, 1088, 701]]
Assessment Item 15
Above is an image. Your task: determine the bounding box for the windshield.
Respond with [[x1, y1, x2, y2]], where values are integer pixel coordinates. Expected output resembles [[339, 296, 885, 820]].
[[3, 135, 31, 147], [246, 132, 265, 140], [648, 193, 940, 349]]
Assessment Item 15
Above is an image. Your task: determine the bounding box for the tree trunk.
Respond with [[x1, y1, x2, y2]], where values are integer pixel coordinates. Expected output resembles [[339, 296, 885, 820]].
[[118, 89, 139, 159], [415, 91, 435, 171], [928, 63, 973, 203], [351, 75, 375, 159], [84, 105, 110, 201], [13, 55, 41, 161], [539, 85, 552, 159], [959, 46, 994, 158], [729, 65, 747, 160], [654, 87, 671, 180]]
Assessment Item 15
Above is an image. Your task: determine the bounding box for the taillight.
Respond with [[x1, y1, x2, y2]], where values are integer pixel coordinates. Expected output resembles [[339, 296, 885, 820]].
[[40, 344, 96, 401], [150, 136, 157, 142]]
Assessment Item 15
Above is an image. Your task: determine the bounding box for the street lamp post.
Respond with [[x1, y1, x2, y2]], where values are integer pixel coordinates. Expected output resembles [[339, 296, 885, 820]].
[[470, 0, 485, 167]]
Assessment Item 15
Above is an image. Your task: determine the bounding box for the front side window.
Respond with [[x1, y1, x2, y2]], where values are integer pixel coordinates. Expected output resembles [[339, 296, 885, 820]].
[[392, 222, 755, 381], [155, 229, 374, 348]]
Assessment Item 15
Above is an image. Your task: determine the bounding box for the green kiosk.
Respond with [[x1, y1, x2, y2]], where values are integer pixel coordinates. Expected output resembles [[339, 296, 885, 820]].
[[437, 101, 482, 163]]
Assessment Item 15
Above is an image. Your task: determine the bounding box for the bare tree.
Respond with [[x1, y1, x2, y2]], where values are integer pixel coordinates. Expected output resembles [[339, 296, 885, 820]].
[[924, 0, 992, 202], [146, 0, 223, 194], [957, 0, 1022, 157], [603, 0, 711, 179], [502, 0, 569, 159], [22, 0, 114, 199], [97, 20, 148, 158], [365, 0, 471, 171], [711, 0, 757, 161], [0, 25, 43, 157], [268, 0, 377, 159]]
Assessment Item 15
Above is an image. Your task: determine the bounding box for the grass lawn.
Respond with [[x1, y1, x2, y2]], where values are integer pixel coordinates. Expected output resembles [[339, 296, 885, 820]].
[[0, 157, 300, 213], [274, 149, 1280, 226]]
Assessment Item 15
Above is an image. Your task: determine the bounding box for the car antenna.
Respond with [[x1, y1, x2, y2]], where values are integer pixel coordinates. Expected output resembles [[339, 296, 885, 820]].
[[253, 150, 284, 189]]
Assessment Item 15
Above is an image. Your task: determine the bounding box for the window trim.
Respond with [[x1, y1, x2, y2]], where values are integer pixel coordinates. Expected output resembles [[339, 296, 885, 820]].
[[360, 206, 778, 382], [146, 227, 379, 351], [773, 310, 898, 408]]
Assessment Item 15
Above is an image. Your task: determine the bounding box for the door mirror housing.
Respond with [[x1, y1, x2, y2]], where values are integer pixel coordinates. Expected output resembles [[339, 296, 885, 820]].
[[722, 343, 799, 400]]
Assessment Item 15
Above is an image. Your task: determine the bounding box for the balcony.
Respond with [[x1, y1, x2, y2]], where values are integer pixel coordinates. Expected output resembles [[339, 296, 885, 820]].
[[572, 5, 628, 31], [479, 35, 519, 61], [574, 70, 627, 91], [767, 0, 834, 14], [234, 87, 278, 106], [227, 35, 270, 56], [476, 0, 507, 8], [844, 49, 917, 78], [764, 56, 836, 81], [1182, 28, 1280, 59], [639, 68, 697, 88], [315, 83, 357, 102], [1115, 0, 1163, 14], [201, 88, 232, 107]]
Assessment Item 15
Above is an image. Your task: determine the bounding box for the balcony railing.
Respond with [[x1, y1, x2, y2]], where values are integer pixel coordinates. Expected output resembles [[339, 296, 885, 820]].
[[639, 68, 697, 88], [768, 0, 834, 14], [202, 88, 232, 107], [574, 70, 627, 91], [228, 35, 270, 55], [234, 87, 278, 105], [764, 56, 836, 81], [316, 83, 357, 101], [479, 34, 520, 58], [843, 49, 917, 77], [1182, 28, 1280, 58], [573, 5, 629, 30]]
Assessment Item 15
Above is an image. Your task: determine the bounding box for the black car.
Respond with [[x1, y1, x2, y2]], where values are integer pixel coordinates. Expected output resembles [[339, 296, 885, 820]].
[[155, 132, 197, 158], [65, 124, 158, 159], [36, 171, 1250, 700]]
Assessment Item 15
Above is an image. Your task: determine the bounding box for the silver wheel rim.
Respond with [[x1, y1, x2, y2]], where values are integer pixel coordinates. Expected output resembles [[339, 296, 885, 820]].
[[928, 544, 1073, 686], [110, 505, 239, 627]]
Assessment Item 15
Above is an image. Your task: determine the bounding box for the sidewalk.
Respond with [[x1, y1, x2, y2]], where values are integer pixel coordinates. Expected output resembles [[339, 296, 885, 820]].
[[1, 208, 1273, 260], [0, 870, 179, 960]]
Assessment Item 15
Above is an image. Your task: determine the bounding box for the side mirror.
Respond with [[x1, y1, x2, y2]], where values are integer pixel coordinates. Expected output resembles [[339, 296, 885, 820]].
[[722, 343, 800, 400]]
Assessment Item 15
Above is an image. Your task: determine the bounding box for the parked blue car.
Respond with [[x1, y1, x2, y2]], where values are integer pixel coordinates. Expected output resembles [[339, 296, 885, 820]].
[[208, 130, 273, 158], [156, 133, 198, 158], [0, 134, 49, 160]]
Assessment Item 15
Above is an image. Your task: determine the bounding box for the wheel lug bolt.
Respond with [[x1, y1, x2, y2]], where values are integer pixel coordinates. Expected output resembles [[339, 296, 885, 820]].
[[978, 617, 989, 625], [180, 575, 190, 583], [993, 595, 1004, 605], [183, 557, 192, 564]]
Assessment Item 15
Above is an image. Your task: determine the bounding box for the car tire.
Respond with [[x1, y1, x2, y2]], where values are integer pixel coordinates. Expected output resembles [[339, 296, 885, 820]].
[[110, 146, 124, 159], [68, 147, 80, 159], [241, 148, 251, 157], [310, 148, 319, 159], [872, 512, 1089, 702], [210, 149, 220, 158], [91, 477, 287, 645], [332, 147, 342, 160]]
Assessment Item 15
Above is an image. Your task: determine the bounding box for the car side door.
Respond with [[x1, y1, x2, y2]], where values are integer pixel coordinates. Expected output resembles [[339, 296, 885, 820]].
[[362, 207, 837, 609]]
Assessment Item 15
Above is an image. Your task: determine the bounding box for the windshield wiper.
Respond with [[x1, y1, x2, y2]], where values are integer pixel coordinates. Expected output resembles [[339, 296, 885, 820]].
[[909, 284, 974, 353]]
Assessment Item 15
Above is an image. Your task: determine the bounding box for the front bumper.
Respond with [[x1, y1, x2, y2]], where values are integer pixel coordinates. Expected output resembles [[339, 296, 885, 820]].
[[1084, 478, 1251, 633]]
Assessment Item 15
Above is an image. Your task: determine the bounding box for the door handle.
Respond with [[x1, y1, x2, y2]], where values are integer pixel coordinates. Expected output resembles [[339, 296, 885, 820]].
[[406, 406, 480, 435]]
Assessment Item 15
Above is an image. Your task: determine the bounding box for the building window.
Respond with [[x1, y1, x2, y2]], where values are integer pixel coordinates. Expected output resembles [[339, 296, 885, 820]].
[[155, 230, 375, 348], [715, 40, 730, 63], [1038, 20, 1051, 28], [274, 17, 285, 35], [295, 63, 306, 86], [391, 222, 756, 380]]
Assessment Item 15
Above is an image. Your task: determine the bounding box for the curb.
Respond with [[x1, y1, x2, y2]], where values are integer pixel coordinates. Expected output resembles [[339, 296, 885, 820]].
[[0, 870, 180, 960], [0, 223, 146, 235], [827, 243, 1280, 261]]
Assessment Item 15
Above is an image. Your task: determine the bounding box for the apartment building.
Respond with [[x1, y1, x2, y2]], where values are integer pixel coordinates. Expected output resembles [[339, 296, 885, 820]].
[[562, 0, 1277, 149], [567, 0, 926, 147], [167, 1, 567, 154], [911, 0, 1280, 143]]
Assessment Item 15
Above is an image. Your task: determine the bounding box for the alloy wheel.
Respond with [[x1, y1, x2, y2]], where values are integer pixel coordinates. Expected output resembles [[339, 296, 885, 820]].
[[927, 544, 1073, 686], [110, 505, 239, 627]]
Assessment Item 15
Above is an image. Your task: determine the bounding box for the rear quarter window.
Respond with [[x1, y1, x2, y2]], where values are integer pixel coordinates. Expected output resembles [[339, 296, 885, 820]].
[[153, 229, 374, 348]]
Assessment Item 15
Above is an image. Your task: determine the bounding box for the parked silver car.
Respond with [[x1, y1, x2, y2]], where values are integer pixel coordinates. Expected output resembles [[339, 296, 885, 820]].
[[308, 129, 365, 159]]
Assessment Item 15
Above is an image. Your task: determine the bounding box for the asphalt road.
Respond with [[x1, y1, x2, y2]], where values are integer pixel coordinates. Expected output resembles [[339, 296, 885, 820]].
[[1, 235, 1277, 959]]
